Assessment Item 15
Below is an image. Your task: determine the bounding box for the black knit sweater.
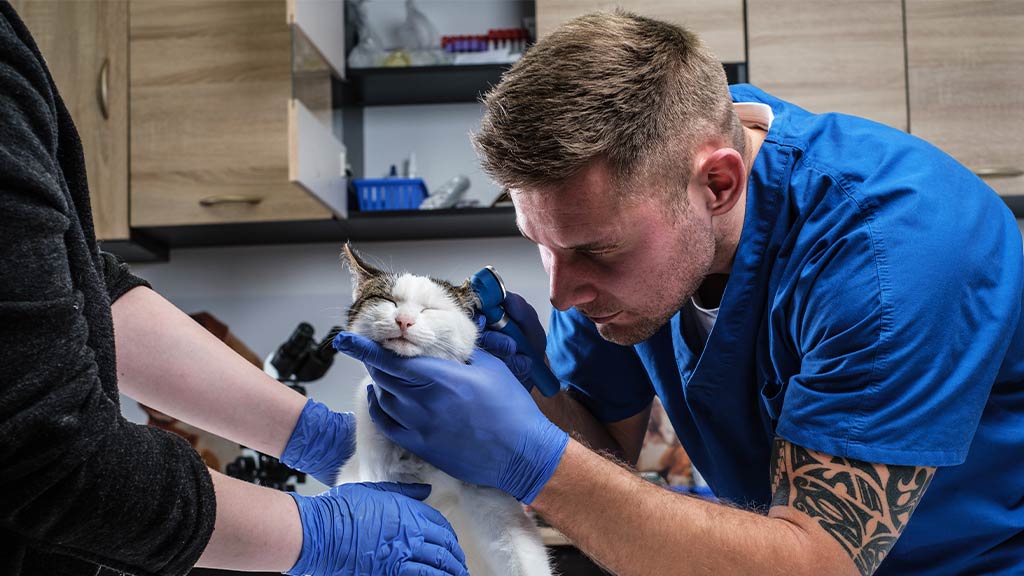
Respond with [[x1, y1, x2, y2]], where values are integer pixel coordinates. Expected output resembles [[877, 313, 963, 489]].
[[0, 3, 216, 575]]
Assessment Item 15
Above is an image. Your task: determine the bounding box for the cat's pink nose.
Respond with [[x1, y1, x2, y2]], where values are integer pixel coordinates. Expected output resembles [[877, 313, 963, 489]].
[[396, 317, 415, 331]]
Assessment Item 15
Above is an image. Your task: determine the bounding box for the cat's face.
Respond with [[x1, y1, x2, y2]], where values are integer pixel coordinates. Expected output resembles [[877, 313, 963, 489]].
[[342, 243, 479, 362]]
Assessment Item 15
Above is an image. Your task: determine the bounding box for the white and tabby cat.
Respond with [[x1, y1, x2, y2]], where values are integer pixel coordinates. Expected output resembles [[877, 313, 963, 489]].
[[335, 243, 555, 576]]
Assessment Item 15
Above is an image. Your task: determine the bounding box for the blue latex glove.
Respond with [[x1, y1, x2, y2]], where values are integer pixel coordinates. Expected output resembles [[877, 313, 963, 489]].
[[334, 332, 569, 504], [280, 398, 355, 486], [287, 482, 468, 576], [476, 292, 547, 391]]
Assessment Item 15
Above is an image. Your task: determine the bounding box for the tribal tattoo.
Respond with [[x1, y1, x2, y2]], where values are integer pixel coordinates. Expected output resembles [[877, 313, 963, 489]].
[[769, 438, 935, 576]]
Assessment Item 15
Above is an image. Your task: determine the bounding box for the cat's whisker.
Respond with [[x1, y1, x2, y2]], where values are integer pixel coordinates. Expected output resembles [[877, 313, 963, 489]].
[[319, 327, 344, 351]]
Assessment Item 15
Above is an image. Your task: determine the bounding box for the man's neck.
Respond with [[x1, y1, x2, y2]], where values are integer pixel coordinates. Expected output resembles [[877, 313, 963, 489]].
[[744, 125, 767, 175], [696, 273, 730, 310]]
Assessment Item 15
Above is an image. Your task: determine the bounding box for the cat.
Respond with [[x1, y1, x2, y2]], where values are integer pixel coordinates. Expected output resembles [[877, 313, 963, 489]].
[[335, 243, 556, 576]]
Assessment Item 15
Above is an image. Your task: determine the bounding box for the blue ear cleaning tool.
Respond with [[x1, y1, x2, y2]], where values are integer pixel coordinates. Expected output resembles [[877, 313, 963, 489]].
[[470, 266, 562, 397]]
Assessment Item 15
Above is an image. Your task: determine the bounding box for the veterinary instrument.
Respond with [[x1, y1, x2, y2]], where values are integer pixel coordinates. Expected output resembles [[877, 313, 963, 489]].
[[471, 266, 562, 397]]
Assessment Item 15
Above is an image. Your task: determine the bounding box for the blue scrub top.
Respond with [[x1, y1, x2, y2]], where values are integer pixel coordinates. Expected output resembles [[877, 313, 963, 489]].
[[547, 85, 1024, 574]]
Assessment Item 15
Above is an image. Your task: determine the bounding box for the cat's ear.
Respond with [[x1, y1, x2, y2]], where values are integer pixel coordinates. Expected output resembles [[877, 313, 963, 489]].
[[455, 279, 481, 317], [341, 242, 383, 300]]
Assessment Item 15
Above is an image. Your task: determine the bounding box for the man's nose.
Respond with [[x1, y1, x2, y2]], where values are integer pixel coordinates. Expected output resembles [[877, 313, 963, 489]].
[[547, 254, 597, 311]]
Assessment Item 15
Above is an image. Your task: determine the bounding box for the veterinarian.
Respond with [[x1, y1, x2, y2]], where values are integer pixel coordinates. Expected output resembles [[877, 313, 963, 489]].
[[0, 5, 468, 575], [336, 10, 1024, 575]]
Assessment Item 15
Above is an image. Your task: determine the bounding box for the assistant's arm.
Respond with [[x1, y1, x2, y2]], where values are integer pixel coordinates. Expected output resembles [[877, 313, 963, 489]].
[[112, 286, 307, 458], [196, 469, 302, 571], [532, 437, 934, 576]]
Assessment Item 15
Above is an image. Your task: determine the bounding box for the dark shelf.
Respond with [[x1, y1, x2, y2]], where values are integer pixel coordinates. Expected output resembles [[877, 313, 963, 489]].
[[136, 219, 346, 253], [337, 63, 512, 107], [125, 208, 518, 261], [343, 206, 517, 240]]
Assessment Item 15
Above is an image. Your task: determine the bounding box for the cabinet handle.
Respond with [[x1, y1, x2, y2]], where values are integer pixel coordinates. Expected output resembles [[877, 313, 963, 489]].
[[97, 58, 109, 120], [973, 167, 1023, 179], [199, 195, 265, 207]]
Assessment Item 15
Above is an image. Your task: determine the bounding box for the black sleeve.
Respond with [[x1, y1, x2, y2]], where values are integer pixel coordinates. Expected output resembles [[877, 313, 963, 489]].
[[100, 250, 151, 302], [0, 7, 215, 576]]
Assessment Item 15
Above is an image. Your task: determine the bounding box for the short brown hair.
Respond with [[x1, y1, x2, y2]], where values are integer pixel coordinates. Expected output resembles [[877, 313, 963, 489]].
[[473, 10, 743, 197]]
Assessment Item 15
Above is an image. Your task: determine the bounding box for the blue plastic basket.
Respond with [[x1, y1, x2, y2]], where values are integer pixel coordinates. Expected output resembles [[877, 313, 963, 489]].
[[351, 178, 429, 211]]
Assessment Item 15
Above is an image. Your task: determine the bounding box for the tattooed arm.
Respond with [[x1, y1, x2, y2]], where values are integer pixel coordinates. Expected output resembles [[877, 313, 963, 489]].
[[530, 437, 934, 576], [770, 438, 935, 575]]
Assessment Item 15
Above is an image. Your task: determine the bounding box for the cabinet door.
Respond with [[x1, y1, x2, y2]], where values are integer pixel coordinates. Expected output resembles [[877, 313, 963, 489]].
[[12, 0, 130, 241], [129, 0, 332, 227], [288, 0, 349, 218], [746, 0, 906, 130], [535, 0, 745, 63], [906, 0, 1024, 199]]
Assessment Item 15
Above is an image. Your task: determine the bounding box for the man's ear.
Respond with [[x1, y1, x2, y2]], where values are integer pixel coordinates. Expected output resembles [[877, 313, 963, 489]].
[[696, 147, 746, 216]]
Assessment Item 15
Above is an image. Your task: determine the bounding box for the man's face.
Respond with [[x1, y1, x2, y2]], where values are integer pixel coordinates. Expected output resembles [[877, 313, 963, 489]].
[[514, 162, 716, 345]]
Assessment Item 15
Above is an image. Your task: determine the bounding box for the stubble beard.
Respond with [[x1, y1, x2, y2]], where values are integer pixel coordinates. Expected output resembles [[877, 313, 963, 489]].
[[595, 278, 700, 346], [595, 207, 715, 346]]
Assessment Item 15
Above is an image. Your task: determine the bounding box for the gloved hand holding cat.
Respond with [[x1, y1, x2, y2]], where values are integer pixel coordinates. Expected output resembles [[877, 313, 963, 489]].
[[280, 398, 355, 486], [287, 482, 469, 576], [334, 327, 569, 504], [279, 397, 470, 576]]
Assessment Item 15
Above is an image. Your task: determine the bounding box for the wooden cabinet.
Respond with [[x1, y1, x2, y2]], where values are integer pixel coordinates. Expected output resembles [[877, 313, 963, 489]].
[[129, 0, 343, 228], [11, 0, 131, 241], [535, 0, 745, 63], [905, 0, 1024, 199], [746, 0, 907, 130], [13, 0, 348, 260]]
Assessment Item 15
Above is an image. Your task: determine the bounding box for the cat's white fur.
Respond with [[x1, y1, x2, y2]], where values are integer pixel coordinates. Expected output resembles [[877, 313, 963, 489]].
[[338, 273, 555, 576]]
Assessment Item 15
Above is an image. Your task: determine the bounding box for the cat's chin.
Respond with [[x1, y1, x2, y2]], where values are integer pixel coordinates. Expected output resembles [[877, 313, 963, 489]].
[[382, 338, 423, 357]]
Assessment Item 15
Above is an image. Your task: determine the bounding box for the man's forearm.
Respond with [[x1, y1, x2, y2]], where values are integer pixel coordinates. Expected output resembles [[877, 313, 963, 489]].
[[197, 469, 302, 571], [531, 439, 855, 576], [531, 388, 624, 459], [112, 286, 306, 457]]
